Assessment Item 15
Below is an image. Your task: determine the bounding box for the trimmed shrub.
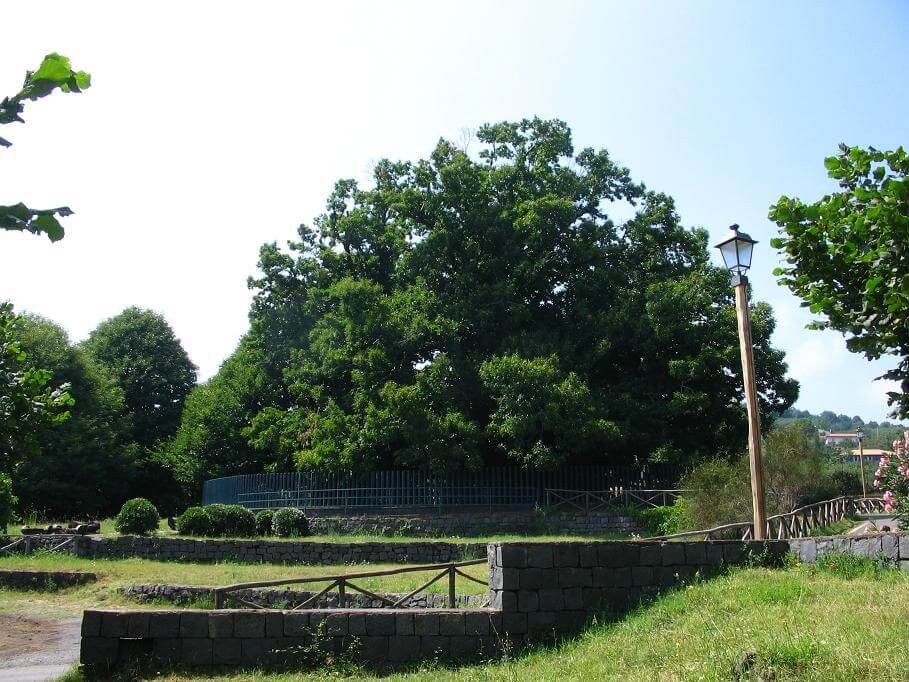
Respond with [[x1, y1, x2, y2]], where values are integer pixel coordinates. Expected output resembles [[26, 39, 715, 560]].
[[114, 498, 159, 535], [636, 502, 688, 536], [176, 506, 211, 537], [177, 504, 256, 537], [272, 507, 310, 537], [0, 473, 17, 529], [255, 509, 274, 536]]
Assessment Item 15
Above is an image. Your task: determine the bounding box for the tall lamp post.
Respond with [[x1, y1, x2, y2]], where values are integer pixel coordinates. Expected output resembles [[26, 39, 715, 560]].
[[715, 225, 767, 540], [856, 429, 867, 498]]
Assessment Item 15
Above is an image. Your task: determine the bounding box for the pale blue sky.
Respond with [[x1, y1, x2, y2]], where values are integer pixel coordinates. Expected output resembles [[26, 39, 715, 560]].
[[0, 1, 906, 421]]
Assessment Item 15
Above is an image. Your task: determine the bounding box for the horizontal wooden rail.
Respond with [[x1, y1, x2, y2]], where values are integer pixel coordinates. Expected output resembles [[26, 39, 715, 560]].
[[212, 558, 487, 610], [545, 488, 689, 514], [644, 496, 885, 542]]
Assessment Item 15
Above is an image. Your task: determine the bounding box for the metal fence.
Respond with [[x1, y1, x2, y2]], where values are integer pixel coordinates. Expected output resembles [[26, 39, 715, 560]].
[[202, 465, 684, 511]]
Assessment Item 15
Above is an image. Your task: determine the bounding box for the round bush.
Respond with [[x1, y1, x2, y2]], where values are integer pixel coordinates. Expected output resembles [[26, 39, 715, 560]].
[[272, 507, 310, 537], [255, 509, 274, 536], [220, 504, 256, 537], [115, 498, 159, 535], [176, 506, 211, 537]]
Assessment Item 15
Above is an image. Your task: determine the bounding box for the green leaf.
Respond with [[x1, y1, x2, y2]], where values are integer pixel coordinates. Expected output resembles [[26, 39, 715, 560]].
[[31, 53, 72, 84], [74, 71, 91, 89], [823, 157, 840, 171], [865, 277, 883, 293], [32, 213, 64, 241]]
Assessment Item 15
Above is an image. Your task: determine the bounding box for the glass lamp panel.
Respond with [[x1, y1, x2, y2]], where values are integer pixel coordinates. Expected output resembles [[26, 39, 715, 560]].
[[718, 239, 740, 272], [735, 238, 754, 272]]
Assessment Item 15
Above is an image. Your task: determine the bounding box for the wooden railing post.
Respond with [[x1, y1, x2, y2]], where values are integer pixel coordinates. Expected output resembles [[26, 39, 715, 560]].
[[448, 566, 456, 608], [338, 579, 346, 607]]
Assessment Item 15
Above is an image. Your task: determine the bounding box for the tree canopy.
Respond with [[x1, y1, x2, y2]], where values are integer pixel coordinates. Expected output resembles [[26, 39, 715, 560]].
[[171, 118, 798, 483], [12, 315, 136, 517], [82, 307, 197, 449], [770, 145, 908, 419], [1, 53, 90, 241]]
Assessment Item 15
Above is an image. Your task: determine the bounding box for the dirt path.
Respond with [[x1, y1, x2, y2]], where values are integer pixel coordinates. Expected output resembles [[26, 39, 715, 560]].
[[0, 613, 80, 681]]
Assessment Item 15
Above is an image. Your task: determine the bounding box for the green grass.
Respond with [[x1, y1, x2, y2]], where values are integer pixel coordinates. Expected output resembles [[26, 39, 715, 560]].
[[56, 558, 909, 681], [0, 552, 489, 618]]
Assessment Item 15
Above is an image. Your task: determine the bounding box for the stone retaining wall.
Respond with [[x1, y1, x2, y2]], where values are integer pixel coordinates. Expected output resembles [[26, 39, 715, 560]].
[[122, 584, 487, 609], [80, 608, 504, 669], [0, 569, 96, 590], [70, 535, 486, 565], [788, 532, 909, 567], [307, 511, 642, 537]]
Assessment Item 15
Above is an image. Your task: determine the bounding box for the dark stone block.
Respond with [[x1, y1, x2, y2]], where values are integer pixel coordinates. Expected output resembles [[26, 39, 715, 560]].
[[283, 612, 309, 637], [632, 566, 653, 586], [661, 543, 686, 566], [882, 534, 899, 560], [180, 612, 209, 638], [581, 587, 604, 609], [325, 613, 348, 636], [182, 638, 212, 666], [439, 612, 466, 636], [518, 567, 556, 590], [212, 638, 242, 665], [449, 635, 481, 658], [638, 543, 662, 566], [365, 612, 396, 636], [598, 543, 640, 567], [413, 613, 439, 636], [613, 566, 632, 587], [126, 612, 150, 638], [899, 535, 909, 560], [348, 612, 367, 635], [80, 637, 118, 666], [527, 610, 557, 634], [538, 588, 564, 611], [388, 635, 421, 661], [208, 612, 233, 638], [356, 636, 389, 662], [722, 543, 746, 564], [100, 612, 127, 638], [563, 586, 583, 610], [705, 543, 725, 566], [555, 610, 587, 633], [395, 613, 414, 635], [152, 638, 181, 664], [553, 544, 579, 567], [578, 545, 598, 567], [421, 635, 449, 656], [499, 544, 528, 568], [235, 612, 266, 638], [465, 612, 490, 636], [266, 612, 284, 638], [527, 545, 554, 568], [559, 567, 593, 587], [81, 611, 102, 637], [502, 612, 527, 634], [517, 590, 539, 612], [685, 542, 706, 565]]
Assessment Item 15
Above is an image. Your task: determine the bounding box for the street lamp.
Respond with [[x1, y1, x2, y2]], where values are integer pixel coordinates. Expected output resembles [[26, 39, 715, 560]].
[[856, 429, 867, 497], [715, 224, 767, 540]]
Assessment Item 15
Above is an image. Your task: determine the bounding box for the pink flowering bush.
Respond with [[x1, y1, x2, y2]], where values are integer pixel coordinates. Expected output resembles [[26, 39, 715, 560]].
[[874, 431, 909, 523]]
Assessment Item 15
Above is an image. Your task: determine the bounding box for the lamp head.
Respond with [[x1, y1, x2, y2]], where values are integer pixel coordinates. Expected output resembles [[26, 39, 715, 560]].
[[715, 224, 757, 284]]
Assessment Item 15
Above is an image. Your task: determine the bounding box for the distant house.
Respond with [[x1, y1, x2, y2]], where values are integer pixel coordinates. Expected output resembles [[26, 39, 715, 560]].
[[823, 432, 860, 446], [843, 448, 892, 464]]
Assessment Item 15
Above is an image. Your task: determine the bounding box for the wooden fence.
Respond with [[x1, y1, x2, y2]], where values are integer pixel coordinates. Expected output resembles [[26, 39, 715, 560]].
[[545, 488, 686, 513], [645, 496, 887, 542], [211, 558, 488, 610]]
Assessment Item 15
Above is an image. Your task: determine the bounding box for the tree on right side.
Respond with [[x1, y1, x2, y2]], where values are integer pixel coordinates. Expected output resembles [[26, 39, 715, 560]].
[[770, 145, 908, 418]]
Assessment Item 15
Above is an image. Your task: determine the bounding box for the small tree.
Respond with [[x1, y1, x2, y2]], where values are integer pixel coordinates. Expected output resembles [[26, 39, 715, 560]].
[[770, 145, 909, 418]]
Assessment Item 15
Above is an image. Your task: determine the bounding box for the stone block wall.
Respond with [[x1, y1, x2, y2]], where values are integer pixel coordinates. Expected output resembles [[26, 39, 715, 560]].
[[0, 569, 96, 590], [70, 536, 486, 565], [486, 540, 789, 636], [80, 608, 503, 670], [788, 532, 909, 568]]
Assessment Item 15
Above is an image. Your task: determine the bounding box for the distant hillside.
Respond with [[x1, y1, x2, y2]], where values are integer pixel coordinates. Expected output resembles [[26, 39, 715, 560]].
[[774, 408, 905, 449]]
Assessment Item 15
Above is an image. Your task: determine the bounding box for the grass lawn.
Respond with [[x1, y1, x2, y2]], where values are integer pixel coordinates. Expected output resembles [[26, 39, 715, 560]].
[[0, 552, 489, 619], [56, 556, 909, 681]]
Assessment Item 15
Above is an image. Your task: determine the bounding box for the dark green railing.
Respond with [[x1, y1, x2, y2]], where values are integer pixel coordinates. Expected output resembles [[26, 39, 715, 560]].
[[202, 465, 684, 510]]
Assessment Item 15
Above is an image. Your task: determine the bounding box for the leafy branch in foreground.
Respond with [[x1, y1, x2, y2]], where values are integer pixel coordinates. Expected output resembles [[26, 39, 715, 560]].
[[770, 145, 909, 418], [0, 53, 91, 241]]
